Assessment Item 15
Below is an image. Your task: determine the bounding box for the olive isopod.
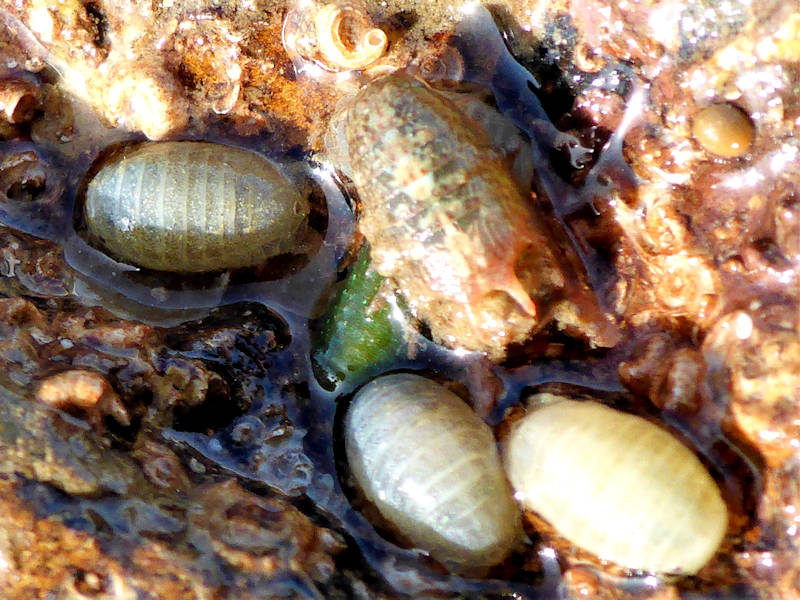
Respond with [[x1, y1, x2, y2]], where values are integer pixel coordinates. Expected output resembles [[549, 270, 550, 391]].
[[345, 373, 522, 570], [504, 399, 728, 574], [84, 141, 309, 272]]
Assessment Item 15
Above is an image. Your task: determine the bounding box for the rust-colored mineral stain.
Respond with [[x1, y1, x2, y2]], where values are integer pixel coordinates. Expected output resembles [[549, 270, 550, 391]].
[[692, 103, 754, 158]]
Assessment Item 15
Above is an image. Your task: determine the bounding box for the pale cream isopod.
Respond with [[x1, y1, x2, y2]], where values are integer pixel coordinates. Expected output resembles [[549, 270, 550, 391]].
[[345, 373, 522, 570], [504, 399, 728, 574]]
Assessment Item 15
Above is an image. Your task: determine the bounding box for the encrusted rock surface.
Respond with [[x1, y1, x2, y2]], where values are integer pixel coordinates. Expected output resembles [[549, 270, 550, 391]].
[[0, 0, 799, 597]]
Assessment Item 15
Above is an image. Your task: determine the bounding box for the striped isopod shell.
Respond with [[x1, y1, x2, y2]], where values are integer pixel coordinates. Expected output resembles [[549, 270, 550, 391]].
[[343, 73, 567, 360], [84, 142, 309, 272], [345, 373, 522, 570], [504, 399, 728, 574]]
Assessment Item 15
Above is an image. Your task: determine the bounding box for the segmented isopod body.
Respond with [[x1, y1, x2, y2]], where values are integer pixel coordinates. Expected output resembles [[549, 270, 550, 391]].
[[504, 399, 728, 574], [345, 373, 521, 570], [343, 74, 567, 359], [85, 142, 309, 272]]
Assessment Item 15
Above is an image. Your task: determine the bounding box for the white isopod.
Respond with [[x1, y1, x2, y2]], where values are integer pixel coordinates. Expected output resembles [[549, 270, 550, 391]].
[[504, 399, 729, 574], [345, 373, 522, 571]]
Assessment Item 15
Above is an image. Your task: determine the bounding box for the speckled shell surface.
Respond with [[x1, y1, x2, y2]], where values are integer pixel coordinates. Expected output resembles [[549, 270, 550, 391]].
[[343, 74, 564, 358], [345, 373, 521, 569], [504, 399, 728, 574], [85, 141, 309, 272]]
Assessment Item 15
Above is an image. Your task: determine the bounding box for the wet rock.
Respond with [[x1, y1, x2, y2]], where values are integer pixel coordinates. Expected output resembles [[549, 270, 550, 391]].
[[704, 311, 800, 468], [0, 475, 256, 600], [0, 385, 142, 495], [132, 437, 192, 493], [188, 481, 345, 582], [619, 333, 706, 414], [0, 0, 798, 596]]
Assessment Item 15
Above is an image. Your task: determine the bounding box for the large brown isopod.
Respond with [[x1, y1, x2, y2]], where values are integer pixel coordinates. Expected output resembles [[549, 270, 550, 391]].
[[345, 373, 522, 570], [504, 399, 728, 574], [84, 142, 309, 272], [341, 74, 570, 359]]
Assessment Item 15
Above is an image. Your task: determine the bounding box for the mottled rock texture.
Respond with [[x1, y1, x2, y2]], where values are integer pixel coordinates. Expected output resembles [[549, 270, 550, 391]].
[[0, 0, 798, 597]]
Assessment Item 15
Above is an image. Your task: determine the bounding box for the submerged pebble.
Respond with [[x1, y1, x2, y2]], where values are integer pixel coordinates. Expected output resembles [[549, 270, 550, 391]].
[[84, 141, 309, 272], [345, 373, 521, 570], [504, 399, 728, 574], [692, 103, 754, 158]]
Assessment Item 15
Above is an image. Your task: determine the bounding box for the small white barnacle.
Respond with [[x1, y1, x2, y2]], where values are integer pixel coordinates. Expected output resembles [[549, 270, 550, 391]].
[[504, 399, 729, 575], [345, 373, 522, 571], [283, 0, 387, 74]]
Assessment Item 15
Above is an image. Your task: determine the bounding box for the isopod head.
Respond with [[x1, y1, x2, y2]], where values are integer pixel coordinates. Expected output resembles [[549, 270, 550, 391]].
[[345, 373, 522, 571], [83, 141, 310, 273], [504, 399, 728, 574]]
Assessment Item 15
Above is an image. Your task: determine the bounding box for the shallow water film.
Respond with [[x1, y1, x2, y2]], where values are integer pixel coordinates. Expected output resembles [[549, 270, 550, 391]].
[[0, 0, 798, 598]]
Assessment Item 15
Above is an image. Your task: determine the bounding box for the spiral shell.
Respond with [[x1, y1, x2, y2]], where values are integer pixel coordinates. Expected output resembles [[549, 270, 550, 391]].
[[504, 399, 728, 574], [84, 141, 309, 272], [283, 0, 388, 73], [345, 373, 521, 570], [343, 73, 567, 359]]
